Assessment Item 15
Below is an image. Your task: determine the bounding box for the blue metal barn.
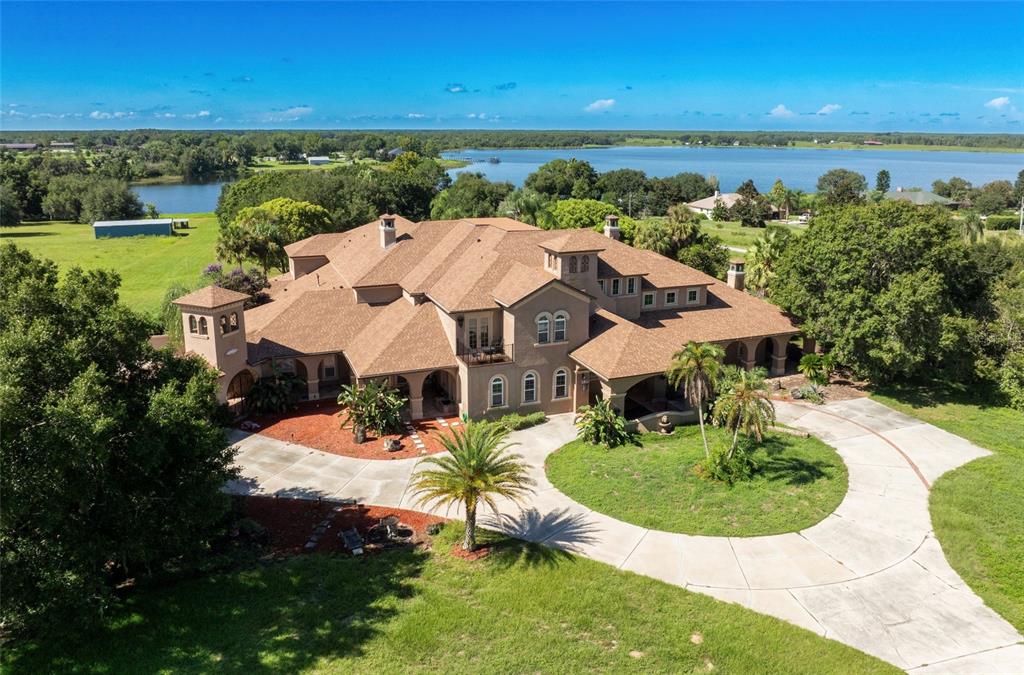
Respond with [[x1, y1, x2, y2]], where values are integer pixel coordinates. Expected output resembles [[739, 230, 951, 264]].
[[92, 218, 174, 238]]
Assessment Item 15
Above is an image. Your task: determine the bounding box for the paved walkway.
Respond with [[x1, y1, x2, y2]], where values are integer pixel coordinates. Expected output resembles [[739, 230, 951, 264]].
[[226, 398, 1023, 672]]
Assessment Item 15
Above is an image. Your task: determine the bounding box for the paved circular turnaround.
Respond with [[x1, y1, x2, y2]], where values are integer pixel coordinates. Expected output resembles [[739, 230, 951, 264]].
[[227, 398, 1023, 673]]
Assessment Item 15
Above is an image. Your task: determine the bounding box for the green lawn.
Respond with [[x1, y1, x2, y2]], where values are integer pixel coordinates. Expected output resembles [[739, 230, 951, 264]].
[[4, 526, 894, 674], [872, 382, 1024, 631], [0, 213, 219, 317], [546, 426, 847, 536], [703, 220, 806, 251]]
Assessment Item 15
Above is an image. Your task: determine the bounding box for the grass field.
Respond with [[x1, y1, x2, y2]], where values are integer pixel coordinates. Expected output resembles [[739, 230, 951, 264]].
[[4, 525, 894, 673], [546, 426, 847, 536], [0, 213, 219, 317], [872, 382, 1024, 631], [789, 141, 1024, 153]]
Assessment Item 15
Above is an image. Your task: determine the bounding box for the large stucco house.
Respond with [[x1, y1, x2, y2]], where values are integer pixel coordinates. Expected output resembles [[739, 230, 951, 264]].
[[174, 214, 800, 423]]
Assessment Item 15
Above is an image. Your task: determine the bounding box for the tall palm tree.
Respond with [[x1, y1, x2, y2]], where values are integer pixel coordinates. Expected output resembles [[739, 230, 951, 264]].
[[746, 226, 791, 297], [960, 210, 984, 244], [665, 341, 725, 458], [410, 423, 534, 551], [713, 369, 776, 459]]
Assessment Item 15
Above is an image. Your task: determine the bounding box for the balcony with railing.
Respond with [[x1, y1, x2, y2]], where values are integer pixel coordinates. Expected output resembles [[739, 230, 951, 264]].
[[456, 340, 514, 366]]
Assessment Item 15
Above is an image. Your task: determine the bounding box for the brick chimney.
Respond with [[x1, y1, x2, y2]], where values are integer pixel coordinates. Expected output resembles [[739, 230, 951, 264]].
[[379, 214, 397, 249], [727, 260, 745, 291], [603, 214, 621, 240]]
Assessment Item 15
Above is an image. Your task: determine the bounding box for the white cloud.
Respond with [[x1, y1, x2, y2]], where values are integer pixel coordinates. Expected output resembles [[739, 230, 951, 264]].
[[262, 105, 314, 122], [584, 98, 616, 112], [197, 110, 211, 117], [467, 112, 488, 120], [985, 96, 1011, 109], [90, 110, 134, 120], [816, 103, 842, 115], [768, 104, 795, 118], [406, 112, 427, 119], [182, 110, 212, 119]]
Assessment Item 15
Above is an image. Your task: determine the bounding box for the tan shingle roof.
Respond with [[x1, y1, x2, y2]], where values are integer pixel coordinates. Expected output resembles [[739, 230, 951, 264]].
[[570, 281, 798, 381], [492, 262, 562, 307], [284, 232, 351, 257], [173, 285, 249, 309], [343, 301, 457, 377], [541, 229, 608, 253]]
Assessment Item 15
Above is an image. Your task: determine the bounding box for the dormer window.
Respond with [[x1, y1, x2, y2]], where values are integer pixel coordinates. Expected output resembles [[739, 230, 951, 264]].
[[536, 313, 551, 344], [626, 277, 637, 295], [687, 288, 700, 305], [611, 278, 621, 296], [553, 311, 568, 342]]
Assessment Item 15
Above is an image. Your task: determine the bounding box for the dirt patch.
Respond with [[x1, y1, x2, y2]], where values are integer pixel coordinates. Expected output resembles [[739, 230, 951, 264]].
[[242, 400, 460, 460], [770, 373, 870, 403], [238, 495, 446, 557], [450, 544, 491, 561]]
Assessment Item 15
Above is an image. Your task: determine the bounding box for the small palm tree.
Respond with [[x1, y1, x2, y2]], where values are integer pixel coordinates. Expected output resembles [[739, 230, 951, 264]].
[[960, 210, 984, 244], [713, 369, 776, 459], [666, 341, 725, 458], [410, 423, 534, 552], [797, 352, 835, 387]]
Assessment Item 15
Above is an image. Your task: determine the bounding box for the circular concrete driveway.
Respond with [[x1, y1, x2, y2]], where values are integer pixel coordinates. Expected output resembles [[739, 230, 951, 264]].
[[227, 399, 1022, 673]]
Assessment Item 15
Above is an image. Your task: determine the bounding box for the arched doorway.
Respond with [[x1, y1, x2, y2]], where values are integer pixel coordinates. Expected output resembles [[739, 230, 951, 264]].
[[422, 370, 458, 417], [226, 370, 254, 416], [623, 374, 687, 420], [723, 341, 746, 367]]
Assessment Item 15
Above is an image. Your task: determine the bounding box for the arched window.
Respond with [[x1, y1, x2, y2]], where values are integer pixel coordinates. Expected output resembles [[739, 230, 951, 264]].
[[489, 376, 506, 408], [198, 317, 208, 335], [553, 368, 569, 399], [522, 371, 538, 404], [536, 312, 551, 344], [553, 311, 569, 342], [568, 255, 578, 273], [230, 312, 239, 332], [580, 255, 590, 273], [220, 315, 229, 335], [189, 315, 198, 334]]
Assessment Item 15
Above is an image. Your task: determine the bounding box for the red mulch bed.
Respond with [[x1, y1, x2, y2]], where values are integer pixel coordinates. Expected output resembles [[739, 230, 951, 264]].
[[239, 495, 446, 557], [242, 401, 461, 460], [451, 544, 491, 561]]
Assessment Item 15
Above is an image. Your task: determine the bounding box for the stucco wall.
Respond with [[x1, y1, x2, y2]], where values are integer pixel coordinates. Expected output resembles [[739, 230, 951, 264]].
[[179, 299, 249, 402], [354, 285, 403, 304], [289, 256, 328, 280]]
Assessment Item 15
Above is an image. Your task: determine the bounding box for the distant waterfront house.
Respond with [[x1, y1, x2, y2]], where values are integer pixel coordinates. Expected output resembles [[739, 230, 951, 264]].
[[93, 218, 174, 238], [686, 191, 779, 219], [307, 156, 331, 165], [884, 189, 958, 208], [177, 214, 802, 424]]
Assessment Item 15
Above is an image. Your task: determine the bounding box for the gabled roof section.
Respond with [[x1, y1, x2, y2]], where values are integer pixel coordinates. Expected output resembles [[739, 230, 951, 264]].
[[492, 262, 559, 307], [284, 232, 351, 257], [173, 285, 249, 309], [343, 302, 457, 377]]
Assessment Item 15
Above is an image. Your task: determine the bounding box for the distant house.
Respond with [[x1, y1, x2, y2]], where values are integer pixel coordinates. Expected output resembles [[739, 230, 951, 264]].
[[884, 189, 957, 209], [1, 143, 38, 152], [386, 147, 405, 160], [686, 191, 779, 219], [49, 141, 75, 152], [863, 140, 884, 146], [307, 156, 331, 166], [93, 218, 174, 238]]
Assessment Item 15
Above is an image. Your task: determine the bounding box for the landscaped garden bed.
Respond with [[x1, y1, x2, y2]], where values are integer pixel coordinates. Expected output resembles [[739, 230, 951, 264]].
[[242, 400, 459, 459], [546, 425, 848, 536]]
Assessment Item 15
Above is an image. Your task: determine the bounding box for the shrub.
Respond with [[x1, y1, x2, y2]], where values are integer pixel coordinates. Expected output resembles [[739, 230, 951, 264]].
[[985, 214, 1020, 231], [495, 411, 546, 432], [338, 379, 406, 440], [1000, 350, 1024, 411], [575, 399, 632, 448], [701, 444, 758, 484], [798, 353, 835, 387]]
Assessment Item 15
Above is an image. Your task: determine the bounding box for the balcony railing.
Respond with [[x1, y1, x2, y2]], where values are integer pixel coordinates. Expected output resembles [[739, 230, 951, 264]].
[[456, 341, 514, 366]]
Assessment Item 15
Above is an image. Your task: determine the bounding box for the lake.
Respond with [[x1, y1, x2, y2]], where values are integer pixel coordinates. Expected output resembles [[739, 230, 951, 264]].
[[443, 146, 1023, 192], [132, 181, 227, 215]]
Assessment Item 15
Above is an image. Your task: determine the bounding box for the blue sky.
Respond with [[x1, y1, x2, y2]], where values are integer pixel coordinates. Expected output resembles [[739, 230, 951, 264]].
[[2, 1, 1022, 132]]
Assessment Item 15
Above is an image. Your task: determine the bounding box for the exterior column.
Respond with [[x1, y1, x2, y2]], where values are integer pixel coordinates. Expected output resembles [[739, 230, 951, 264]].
[[770, 335, 789, 376], [306, 377, 320, 400], [600, 380, 626, 416], [803, 337, 817, 355], [741, 338, 759, 371]]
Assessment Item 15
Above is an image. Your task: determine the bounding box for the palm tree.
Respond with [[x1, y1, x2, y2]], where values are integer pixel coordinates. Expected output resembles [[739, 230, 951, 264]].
[[665, 341, 725, 458], [746, 227, 791, 297], [410, 423, 534, 551], [713, 369, 776, 459], [960, 210, 984, 244]]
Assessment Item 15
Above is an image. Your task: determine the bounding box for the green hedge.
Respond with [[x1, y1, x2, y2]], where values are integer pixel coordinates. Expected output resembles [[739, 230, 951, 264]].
[[486, 411, 547, 433], [985, 214, 1020, 231]]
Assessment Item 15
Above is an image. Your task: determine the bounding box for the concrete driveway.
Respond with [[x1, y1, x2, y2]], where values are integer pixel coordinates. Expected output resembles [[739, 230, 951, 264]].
[[226, 398, 1022, 673]]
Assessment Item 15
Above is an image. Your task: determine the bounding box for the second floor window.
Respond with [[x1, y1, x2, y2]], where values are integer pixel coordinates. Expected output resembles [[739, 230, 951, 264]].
[[687, 289, 699, 304], [468, 318, 477, 349], [626, 277, 636, 295], [643, 292, 655, 307], [554, 311, 568, 342], [611, 278, 621, 295], [536, 314, 550, 344]]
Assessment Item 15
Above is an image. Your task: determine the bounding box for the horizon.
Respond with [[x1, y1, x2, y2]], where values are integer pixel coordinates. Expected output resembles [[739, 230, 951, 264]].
[[2, 1, 1022, 134]]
